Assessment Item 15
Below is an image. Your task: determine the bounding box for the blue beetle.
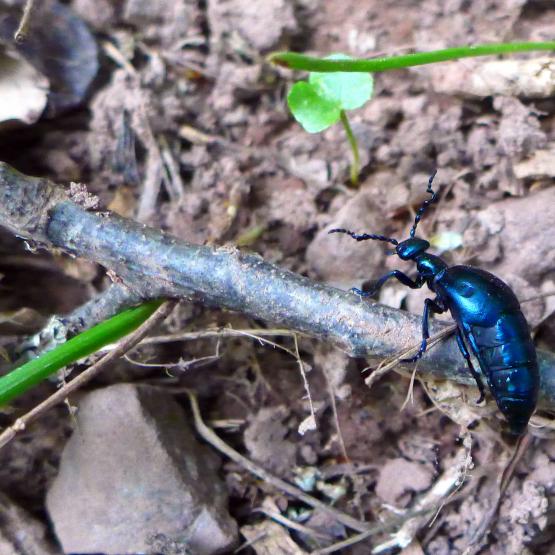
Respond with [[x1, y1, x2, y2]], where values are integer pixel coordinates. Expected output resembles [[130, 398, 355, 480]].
[[330, 171, 539, 435]]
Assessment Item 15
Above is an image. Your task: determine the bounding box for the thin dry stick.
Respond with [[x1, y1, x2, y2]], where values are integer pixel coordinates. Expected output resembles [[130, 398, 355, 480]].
[[14, 0, 35, 42], [189, 328, 317, 418], [100, 41, 163, 223], [294, 333, 317, 434], [529, 414, 555, 431], [187, 328, 318, 432], [159, 135, 185, 202], [233, 532, 269, 554], [312, 526, 384, 555], [371, 441, 475, 555], [310, 503, 450, 555], [521, 290, 555, 303], [428, 430, 473, 527], [400, 363, 420, 411], [312, 483, 487, 555], [227, 329, 301, 359], [364, 325, 458, 389], [323, 368, 350, 463], [141, 327, 305, 345], [185, 389, 370, 533], [0, 301, 177, 450], [255, 508, 333, 541]]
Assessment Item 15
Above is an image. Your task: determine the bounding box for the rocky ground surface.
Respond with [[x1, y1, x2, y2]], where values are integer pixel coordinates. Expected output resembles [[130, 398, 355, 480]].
[[1, 0, 555, 553]]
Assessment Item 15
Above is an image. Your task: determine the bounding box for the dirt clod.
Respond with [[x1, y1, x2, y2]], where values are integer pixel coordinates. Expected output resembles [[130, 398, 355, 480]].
[[375, 457, 435, 506]]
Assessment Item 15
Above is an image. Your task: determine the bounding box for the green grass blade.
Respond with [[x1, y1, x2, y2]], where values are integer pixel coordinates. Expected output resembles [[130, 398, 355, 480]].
[[269, 41, 555, 73], [0, 300, 163, 406]]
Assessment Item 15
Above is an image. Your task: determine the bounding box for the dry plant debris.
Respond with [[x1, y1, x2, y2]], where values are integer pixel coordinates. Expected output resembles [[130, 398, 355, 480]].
[[0, 0, 555, 554]]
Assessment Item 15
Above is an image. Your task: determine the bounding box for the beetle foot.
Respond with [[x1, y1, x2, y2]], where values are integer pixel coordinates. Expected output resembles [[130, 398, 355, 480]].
[[350, 287, 373, 297], [401, 354, 420, 363], [401, 339, 427, 363]]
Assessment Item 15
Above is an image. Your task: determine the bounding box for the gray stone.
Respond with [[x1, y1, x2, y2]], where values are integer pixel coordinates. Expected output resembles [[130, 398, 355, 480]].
[[46, 384, 237, 554]]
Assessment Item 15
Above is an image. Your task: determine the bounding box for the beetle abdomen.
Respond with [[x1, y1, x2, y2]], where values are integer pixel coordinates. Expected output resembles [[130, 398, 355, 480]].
[[488, 363, 538, 435], [468, 310, 539, 435], [435, 266, 539, 434]]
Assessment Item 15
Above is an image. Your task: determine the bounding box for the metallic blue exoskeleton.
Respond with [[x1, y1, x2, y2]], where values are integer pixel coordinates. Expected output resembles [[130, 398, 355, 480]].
[[330, 171, 539, 436]]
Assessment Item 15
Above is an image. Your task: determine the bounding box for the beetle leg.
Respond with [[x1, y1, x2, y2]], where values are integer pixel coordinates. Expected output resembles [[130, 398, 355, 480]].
[[456, 330, 486, 404], [351, 270, 424, 297], [401, 297, 445, 363]]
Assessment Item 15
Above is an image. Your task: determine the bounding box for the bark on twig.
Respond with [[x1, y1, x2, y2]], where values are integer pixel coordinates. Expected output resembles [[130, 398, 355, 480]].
[[1, 162, 555, 408], [14, 283, 144, 362]]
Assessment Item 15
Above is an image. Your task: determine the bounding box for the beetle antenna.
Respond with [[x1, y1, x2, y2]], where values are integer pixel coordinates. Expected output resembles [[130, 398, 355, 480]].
[[328, 228, 398, 246], [409, 169, 439, 238]]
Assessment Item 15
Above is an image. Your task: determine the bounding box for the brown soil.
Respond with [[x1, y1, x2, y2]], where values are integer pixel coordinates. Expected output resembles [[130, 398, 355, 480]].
[[1, 0, 555, 553]]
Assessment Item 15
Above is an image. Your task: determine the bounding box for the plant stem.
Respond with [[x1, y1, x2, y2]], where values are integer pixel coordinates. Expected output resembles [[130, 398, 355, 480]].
[[340, 110, 360, 185], [268, 41, 555, 73], [0, 300, 163, 405]]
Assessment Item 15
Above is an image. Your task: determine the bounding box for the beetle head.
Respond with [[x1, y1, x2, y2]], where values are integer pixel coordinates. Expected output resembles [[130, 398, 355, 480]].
[[396, 237, 430, 261]]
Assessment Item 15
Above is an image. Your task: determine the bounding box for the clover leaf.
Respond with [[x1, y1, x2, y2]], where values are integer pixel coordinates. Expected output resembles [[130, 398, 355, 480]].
[[287, 54, 373, 133], [286, 54, 373, 184]]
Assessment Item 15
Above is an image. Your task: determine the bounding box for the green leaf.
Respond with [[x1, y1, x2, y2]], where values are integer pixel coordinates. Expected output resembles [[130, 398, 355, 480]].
[[286, 54, 373, 134], [287, 81, 341, 133], [309, 54, 373, 111]]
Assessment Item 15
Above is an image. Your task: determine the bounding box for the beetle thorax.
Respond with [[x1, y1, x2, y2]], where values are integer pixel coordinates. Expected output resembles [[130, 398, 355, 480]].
[[416, 253, 447, 282]]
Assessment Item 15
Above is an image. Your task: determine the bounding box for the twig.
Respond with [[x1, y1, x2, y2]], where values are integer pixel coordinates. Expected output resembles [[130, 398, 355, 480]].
[[142, 327, 307, 345], [371, 432, 474, 554], [314, 472, 485, 555], [227, 329, 302, 359], [529, 414, 555, 431], [124, 351, 220, 371], [254, 507, 334, 541], [14, 0, 35, 43], [310, 502, 455, 555], [16, 284, 143, 361], [0, 301, 177, 450], [1, 163, 555, 408], [233, 532, 269, 554], [159, 135, 185, 202], [365, 325, 458, 389], [324, 368, 350, 463], [99, 43, 163, 223], [400, 363, 420, 411], [154, 326, 317, 420], [185, 389, 370, 533], [521, 290, 555, 303], [294, 334, 317, 435]]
